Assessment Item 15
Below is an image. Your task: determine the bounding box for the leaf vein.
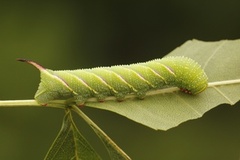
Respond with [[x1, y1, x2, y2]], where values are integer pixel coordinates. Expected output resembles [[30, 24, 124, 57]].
[[213, 87, 234, 105], [175, 93, 202, 116], [203, 41, 227, 69]]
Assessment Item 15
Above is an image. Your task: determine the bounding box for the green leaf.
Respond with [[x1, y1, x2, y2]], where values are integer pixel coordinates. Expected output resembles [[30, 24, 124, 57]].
[[85, 39, 240, 130], [44, 110, 101, 160]]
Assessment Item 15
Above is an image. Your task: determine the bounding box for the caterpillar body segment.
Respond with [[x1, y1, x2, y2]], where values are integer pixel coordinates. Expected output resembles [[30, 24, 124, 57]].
[[18, 56, 208, 106]]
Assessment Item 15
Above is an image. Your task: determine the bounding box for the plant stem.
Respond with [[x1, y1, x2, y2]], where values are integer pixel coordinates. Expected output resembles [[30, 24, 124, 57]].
[[0, 99, 65, 109], [208, 79, 240, 87], [71, 105, 131, 160], [0, 79, 239, 107], [0, 100, 39, 107]]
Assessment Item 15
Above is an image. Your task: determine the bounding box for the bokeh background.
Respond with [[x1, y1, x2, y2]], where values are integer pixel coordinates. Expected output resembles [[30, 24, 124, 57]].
[[0, 0, 240, 159]]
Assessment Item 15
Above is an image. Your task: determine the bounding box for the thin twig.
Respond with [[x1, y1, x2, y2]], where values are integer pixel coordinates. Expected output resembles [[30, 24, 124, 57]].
[[0, 99, 65, 109], [208, 79, 240, 87], [71, 105, 131, 160], [0, 79, 239, 107]]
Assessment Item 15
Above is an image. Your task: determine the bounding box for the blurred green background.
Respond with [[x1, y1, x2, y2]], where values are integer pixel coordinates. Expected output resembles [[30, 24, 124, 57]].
[[0, 0, 240, 159]]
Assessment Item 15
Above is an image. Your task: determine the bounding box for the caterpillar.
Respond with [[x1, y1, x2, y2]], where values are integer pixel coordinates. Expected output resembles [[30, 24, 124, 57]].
[[18, 56, 208, 106]]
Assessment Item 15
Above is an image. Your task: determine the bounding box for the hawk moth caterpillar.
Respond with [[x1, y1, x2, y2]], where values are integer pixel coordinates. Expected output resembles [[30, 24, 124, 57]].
[[18, 56, 208, 106]]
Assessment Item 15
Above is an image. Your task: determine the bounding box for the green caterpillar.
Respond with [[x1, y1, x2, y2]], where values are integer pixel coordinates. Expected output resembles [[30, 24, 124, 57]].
[[18, 56, 208, 106]]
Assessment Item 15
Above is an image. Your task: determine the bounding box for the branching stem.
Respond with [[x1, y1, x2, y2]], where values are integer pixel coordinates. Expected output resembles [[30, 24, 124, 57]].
[[71, 105, 131, 160]]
